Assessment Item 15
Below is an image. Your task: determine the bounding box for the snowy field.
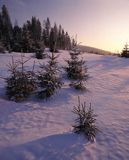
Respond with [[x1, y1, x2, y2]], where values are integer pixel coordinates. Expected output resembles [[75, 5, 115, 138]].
[[0, 51, 129, 160]]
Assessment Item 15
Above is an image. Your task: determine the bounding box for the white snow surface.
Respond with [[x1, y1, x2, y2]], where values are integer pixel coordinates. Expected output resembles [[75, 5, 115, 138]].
[[0, 51, 129, 160]]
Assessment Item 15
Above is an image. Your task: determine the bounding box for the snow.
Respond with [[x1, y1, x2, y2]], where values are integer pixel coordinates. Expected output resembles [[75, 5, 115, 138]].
[[0, 51, 129, 160]]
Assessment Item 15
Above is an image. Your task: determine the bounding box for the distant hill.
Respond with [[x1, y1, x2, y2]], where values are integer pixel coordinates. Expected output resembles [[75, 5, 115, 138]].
[[78, 45, 117, 56]]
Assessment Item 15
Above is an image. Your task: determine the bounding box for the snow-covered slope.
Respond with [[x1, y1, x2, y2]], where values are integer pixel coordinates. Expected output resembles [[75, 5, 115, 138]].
[[0, 51, 129, 160], [79, 45, 114, 55]]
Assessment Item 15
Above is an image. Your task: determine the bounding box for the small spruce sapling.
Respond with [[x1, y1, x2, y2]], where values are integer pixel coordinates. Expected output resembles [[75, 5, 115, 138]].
[[35, 48, 45, 59], [37, 52, 63, 99], [121, 43, 129, 58], [34, 41, 45, 59], [6, 55, 37, 102], [73, 97, 100, 142], [65, 44, 88, 90]]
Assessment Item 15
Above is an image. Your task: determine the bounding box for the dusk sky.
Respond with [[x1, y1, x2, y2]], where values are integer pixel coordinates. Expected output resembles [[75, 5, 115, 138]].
[[1, 0, 129, 52]]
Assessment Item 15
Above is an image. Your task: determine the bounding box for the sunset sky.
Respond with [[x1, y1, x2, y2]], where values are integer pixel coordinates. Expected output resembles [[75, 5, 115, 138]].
[[1, 0, 129, 52]]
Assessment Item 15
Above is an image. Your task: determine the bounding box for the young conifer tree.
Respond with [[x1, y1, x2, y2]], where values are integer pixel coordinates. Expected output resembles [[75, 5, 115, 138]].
[[121, 43, 129, 58], [6, 55, 37, 102], [73, 97, 100, 142], [65, 42, 88, 90], [37, 52, 63, 99]]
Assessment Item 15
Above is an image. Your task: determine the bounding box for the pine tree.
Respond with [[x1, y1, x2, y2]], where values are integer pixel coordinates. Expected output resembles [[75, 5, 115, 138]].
[[64, 32, 71, 50], [30, 17, 44, 52], [21, 22, 32, 52], [73, 97, 100, 142], [37, 52, 63, 99], [49, 27, 58, 52], [0, 12, 4, 52], [0, 41, 5, 52], [65, 44, 88, 90], [31, 17, 42, 41], [121, 43, 129, 58], [6, 55, 37, 102], [61, 29, 65, 49], [43, 17, 51, 47], [0, 12, 2, 40], [53, 23, 58, 39], [12, 20, 22, 52], [57, 24, 62, 49], [1, 5, 12, 50]]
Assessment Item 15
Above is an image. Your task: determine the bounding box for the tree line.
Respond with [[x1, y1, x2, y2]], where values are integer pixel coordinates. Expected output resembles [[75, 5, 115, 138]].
[[0, 5, 73, 52]]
